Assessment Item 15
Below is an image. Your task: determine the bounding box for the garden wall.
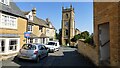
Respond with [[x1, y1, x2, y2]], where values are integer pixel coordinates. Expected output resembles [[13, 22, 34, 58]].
[[77, 40, 99, 66]]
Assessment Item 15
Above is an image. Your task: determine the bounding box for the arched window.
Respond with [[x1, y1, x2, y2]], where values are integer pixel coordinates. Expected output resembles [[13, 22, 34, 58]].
[[66, 29, 68, 36], [65, 22, 69, 27], [66, 14, 68, 18]]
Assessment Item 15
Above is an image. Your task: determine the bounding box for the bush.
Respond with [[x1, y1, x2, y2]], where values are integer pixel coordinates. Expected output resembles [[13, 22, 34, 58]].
[[84, 35, 94, 45], [84, 37, 91, 43]]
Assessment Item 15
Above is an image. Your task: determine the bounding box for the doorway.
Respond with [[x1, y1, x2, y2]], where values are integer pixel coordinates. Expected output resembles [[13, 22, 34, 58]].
[[98, 23, 110, 64]]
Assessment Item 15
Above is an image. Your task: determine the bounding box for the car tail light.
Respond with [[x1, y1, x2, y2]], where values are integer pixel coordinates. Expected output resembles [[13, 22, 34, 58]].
[[34, 51, 38, 54]]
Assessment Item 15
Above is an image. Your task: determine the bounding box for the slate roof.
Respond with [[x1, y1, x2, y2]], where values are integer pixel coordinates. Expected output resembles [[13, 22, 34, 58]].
[[45, 21, 56, 29], [29, 33, 38, 38], [40, 33, 49, 38], [23, 11, 30, 15], [23, 11, 56, 29], [33, 16, 48, 27], [0, 1, 26, 19]]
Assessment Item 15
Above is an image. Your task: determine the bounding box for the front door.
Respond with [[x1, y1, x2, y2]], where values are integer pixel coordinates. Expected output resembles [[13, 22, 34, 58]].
[[98, 23, 110, 64]]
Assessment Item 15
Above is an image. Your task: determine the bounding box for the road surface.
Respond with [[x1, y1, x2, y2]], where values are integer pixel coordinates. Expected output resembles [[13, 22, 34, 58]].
[[2, 47, 96, 68]]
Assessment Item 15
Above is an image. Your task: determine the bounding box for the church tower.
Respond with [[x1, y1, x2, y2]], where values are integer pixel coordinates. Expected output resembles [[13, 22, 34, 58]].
[[61, 5, 75, 46]]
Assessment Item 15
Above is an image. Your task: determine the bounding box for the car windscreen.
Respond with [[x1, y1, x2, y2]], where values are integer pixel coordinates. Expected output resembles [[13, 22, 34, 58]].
[[22, 44, 36, 50], [47, 42, 55, 45]]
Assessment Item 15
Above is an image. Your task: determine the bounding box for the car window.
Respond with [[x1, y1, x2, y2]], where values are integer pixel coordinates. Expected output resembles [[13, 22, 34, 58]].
[[47, 42, 55, 45], [22, 44, 36, 50]]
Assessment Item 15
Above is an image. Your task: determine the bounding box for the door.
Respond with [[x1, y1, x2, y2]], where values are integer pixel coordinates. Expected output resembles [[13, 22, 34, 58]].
[[98, 23, 110, 64]]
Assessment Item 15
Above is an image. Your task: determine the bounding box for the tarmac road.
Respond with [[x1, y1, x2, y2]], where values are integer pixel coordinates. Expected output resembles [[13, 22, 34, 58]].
[[2, 47, 96, 68]]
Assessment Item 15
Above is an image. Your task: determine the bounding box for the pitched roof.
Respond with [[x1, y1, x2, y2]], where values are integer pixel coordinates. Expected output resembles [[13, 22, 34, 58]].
[[29, 33, 38, 38], [0, 1, 26, 19], [46, 21, 56, 29], [40, 33, 49, 38], [23, 11, 30, 15], [33, 16, 48, 27]]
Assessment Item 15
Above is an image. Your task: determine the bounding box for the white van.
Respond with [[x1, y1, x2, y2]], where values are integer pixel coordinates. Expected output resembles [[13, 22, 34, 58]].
[[44, 41, 60, 52]]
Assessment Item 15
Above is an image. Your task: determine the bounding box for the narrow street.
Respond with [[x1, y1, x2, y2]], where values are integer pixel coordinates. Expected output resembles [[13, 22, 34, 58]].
[[2, 47, 96, 68]]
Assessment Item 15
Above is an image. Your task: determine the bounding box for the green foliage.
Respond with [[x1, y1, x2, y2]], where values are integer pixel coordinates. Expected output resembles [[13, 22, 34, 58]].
[[80, 31, 90, 39], [84, 33, 94, 45], [71, 31, 90, 42], [57, 29, 62, 45], [71, 34, 81, 42]]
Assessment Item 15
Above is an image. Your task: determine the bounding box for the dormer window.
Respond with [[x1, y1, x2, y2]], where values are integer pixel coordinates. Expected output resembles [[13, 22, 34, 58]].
[[29, 15, 31, 19], [1, 0, 9, 5]]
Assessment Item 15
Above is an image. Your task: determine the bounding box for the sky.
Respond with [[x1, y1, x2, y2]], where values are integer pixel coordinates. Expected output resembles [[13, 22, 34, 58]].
[[15, 2, 93, 34]]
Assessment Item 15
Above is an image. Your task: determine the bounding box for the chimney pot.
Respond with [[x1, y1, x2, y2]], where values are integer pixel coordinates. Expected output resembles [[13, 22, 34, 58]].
[[32, 7, 36, 16]]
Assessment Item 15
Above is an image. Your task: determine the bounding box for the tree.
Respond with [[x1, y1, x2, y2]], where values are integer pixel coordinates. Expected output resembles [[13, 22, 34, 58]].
[[71, 31, 90, 42], [80, 31, 90, 39], [58, 29, 62, 45], [71, 34, 81, 42]]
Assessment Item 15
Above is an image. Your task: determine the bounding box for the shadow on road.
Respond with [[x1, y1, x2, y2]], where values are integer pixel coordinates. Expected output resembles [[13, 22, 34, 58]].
[[10, 49, 96, 68]]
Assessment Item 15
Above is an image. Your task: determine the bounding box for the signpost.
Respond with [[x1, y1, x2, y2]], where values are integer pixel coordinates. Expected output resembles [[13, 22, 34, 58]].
[[24, 32, 31, 44]]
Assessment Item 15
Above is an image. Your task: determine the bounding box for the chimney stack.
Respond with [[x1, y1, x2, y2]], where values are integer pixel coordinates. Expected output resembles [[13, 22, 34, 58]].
[[46, 18, 49, 22], [32, 8, 36, 16]]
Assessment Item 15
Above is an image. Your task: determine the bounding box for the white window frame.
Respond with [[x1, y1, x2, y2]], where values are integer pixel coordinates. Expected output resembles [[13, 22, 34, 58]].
[[0, 0, 9, 5], [0, 14, 17, 29], [9, 39, 17, 51], [28, 25, 32, 31]]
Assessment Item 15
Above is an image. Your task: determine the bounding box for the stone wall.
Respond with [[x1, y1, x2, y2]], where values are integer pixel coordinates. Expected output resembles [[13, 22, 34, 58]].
[[94, 2, 119, 66], [77, 40, 99, 66], [0, 55, 2, 61]]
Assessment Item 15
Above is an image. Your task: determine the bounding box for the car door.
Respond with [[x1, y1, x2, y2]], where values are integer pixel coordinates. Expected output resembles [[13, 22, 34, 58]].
[[38, 45, 44, 58], [41, 45, 47, 57]]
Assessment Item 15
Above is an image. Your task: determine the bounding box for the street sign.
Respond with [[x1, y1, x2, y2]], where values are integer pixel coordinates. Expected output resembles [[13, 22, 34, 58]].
[[24, 32, 31, 38]]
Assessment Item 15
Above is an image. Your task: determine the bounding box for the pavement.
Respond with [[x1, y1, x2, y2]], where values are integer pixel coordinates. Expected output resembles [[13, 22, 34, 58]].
[[1, 47, 96, 68]]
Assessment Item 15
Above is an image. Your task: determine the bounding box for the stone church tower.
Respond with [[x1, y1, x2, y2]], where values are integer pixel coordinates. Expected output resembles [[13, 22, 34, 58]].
[[61, 5, 75, 46]]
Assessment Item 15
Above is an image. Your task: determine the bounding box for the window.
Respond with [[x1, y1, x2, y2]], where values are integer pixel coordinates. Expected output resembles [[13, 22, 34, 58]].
[[22, 44, 36, 50], [9, 40, 17, 51], [30, 39, 32, 43], [0, 14, 17, 29], [64, 29, 68, 38], [1, 0, 9, 5], [47, 29, 49, 33], [35, 39, 38, 43], [28, 15, 32, 19], [66, 14, 68, 18], [39, 26, 43, 32], [28, 25, 32, 31], [65, 22, 69, 27], [0, 40, 5, 52], [1, 0, 5, 3]]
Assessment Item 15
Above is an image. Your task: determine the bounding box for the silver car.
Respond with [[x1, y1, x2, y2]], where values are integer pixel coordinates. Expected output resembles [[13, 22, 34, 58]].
[[17, 43, 48, 63]]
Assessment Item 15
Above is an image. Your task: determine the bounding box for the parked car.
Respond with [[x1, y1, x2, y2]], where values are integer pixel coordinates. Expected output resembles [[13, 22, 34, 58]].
[[44, 41, 60, 52], [17, 43, 48, 63]]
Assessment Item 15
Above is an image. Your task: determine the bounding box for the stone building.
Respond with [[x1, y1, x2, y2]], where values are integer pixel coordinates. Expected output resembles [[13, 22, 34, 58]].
[[94, 2, 120, 66], [0, 0, 27, 56], [24, 8, 56, 44], [61, 5, 75, 46], [75, 28, 81, 35]]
